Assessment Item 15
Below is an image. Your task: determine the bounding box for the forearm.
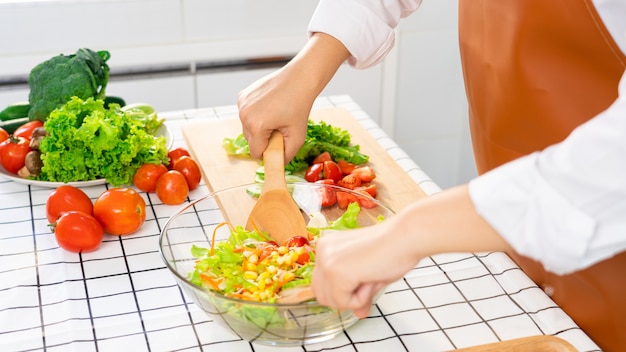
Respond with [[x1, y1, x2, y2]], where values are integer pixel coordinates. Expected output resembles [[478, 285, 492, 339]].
[[388, 184, 512, 261], [283, 32, 351, 97]]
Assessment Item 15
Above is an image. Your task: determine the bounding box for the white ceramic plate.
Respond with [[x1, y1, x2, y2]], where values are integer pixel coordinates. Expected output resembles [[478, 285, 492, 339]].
[[0, 123, 173, 188]]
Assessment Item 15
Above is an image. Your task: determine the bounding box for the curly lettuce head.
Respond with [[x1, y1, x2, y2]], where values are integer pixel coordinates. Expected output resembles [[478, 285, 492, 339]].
[[38, 96, 168, 186]]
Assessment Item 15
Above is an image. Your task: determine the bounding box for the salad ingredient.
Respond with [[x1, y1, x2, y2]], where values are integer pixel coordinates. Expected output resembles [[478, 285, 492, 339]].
[[0, 102, 30, 122], [189, 201, 366, 303], [37, 97, 168, 185], [133, 163, 168, 193], [155, 170, 189, 205], [0, 127, 8, 143], [29, 127, 47, 150], [93, 188, 146, 235], [46, 185, 94, 223], [0, 136, 30, 174], [52, 211, 103, 253], [24, 150, 43, 176], [28, 48, 110, 121], [166, 147, 191, 168], [172, 156, 202, 190], [304, 162, 323, 182], [351, 165, 377, 182], [337, 173, 362, 190], [13, 120, 44, 140], [0, 117, 29, 135], [222, 120, 369, 172], [315, 179, 338, 207]]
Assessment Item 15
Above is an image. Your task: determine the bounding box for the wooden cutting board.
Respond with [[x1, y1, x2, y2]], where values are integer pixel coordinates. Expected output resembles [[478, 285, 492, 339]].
[[182, 107, 427, 225], [452, 335, 577, 351]]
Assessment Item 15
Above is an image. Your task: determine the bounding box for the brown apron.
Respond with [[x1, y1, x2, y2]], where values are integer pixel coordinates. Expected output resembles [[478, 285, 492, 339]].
[[458, 0, 626, 351]]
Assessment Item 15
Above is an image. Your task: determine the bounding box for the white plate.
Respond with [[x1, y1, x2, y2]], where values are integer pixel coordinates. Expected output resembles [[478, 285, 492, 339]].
[[0, 123, 173, 188]]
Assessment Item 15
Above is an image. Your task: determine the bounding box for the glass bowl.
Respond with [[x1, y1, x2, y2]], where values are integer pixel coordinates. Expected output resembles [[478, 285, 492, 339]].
[[158, 182, 394, 346]]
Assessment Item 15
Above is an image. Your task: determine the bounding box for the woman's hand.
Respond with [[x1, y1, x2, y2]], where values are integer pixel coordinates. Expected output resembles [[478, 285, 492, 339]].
[[237, 33, 351, 162]]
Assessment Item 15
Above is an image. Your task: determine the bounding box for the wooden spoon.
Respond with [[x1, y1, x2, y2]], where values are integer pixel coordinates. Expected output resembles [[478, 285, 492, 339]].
[[245, 130, 308, 245]]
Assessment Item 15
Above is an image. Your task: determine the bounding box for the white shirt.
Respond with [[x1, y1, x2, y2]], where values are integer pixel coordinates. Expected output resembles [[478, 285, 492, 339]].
[[309, 0, 626, 275]]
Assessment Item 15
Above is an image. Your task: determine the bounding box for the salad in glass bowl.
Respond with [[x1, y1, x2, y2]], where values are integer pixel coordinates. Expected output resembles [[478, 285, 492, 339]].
[[159, 182, 394, 346]]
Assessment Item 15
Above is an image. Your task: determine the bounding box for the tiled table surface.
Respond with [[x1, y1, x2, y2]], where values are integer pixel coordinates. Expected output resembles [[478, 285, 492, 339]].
[[0, 95, 601, 351]]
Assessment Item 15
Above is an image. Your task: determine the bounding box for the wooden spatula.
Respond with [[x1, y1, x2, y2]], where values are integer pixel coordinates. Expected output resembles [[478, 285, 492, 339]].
[[246, 130, 308, 245]]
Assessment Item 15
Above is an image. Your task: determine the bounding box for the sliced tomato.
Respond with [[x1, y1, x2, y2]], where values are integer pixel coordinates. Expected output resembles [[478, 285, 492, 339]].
[[355, 184, 377, 198], [355, 190, 378, 209], [336, 191, 358, 209], [304, 163, 323, 182], [337, 173, 362, 190], [311, 151, 332, 164], [315, 179, 337, 207], [323, 160, 343, 183], [337, 159, 356, 175], [351, 166, 376, 182]]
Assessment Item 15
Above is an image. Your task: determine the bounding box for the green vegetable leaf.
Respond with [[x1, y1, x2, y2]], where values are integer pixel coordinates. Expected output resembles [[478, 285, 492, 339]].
[[37, 96, 168, 186], [328, 202, 362, 230]]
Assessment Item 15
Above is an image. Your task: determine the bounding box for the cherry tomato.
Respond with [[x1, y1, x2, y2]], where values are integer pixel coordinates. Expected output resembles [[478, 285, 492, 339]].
[[93, 188, 146, 235], [0, 136, 30, 174], [46, 185, 94, 223], [296, 251, 311, 265], [167, 147, 191, 169], [315, 179, 337, 207], [322, 160, 343, 183], [337, 159, 356, 175], [155, 170, 189, 205], [0, 127, 9, 143], [173, 156, 202, 190], [304, 163, 323, 182], [53, 211, 104, 253], [284, 235, 309, 247], [351, 166, 377, 182], [133, 163, 168, 193], [13, 120, 44, 140], [337, 173, 362, 190], [311, 151, 332, 164]]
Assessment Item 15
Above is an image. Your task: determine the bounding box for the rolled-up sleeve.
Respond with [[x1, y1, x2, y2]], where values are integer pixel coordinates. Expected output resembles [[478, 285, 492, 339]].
[[308, 0, 422, 69], [469, 70, 626, 275]]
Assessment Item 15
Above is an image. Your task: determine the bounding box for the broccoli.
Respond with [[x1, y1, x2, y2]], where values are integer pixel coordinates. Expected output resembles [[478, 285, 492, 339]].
[[28, 48, 110, 121]]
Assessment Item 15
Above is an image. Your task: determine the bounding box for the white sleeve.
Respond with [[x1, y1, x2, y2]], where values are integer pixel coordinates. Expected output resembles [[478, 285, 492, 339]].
[[307, 0, 423, 69], [469, 69, 626, 275]]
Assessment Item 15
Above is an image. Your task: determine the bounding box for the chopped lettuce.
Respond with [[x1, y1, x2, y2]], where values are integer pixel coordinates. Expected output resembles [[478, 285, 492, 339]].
[[37, 96, 168, 186]]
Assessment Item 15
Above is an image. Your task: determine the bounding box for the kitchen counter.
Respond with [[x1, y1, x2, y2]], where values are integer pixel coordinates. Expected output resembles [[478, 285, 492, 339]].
[[0, 95, 601, 351]]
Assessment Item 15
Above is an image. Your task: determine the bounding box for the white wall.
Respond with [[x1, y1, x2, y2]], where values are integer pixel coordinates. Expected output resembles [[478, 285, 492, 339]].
[[0, 0, 476, 189]]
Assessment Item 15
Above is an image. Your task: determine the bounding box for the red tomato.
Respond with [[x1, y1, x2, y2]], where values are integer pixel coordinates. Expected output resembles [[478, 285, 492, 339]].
[[155, 170, 189, 205], [258, 241, 279, 261], [93, 188, 146, 235], [46, 185, 94, 223], [0, 127, 8, 143], [315, 179, 337, 207], [13, 120, 44, 140], [296, 251, 311, 265], [167, 147, 191, 169], [133, 163, 168, 193], [284, 235, 309, 247], [311, 151, 332, 164], [173, 156, 202, 190], [337, 173, 362, 190], [304, 163, 323, 182], [0, 136, 30, 174], [53, 211, 104, 253], [337, 159, 356, 175], [355, 184, 377, 198], [336, 191, 357, 209], [351, 166, 376, 182], [355, 190, 377, 209], [322, 161, 343, 183]]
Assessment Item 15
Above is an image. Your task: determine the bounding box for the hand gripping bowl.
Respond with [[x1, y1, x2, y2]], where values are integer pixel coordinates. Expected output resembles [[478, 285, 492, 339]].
[[158, 182, 394, 346]]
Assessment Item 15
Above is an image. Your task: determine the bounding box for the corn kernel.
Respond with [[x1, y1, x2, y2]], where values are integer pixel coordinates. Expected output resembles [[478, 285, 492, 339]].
[[277, 246, 288, 254], [283, 271, 295, 282], [246, 262, 257, 271], [277, 255, 285, 265], [243, 271, 258, 280], [267, 265, 277, 274], [248, 253, 259, 264]]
